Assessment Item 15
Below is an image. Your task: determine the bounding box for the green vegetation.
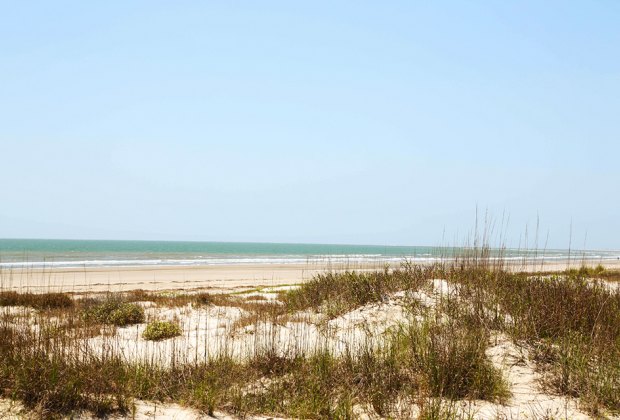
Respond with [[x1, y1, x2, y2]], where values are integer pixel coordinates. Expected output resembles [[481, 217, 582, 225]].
[[394, 320, 509, 401], [83, 299, 145, 326], [283, 264, 433, 317], [142, 320, 182, 341], [1, 260, 619, 418], [565, 264, 606, 278], [446, 265, 620, 416]]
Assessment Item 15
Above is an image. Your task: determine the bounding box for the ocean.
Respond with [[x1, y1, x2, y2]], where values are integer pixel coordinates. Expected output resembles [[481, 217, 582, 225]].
[[0, 239, 617, 269]]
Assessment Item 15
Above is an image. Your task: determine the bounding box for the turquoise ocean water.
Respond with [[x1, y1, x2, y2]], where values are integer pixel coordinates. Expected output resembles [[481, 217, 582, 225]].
[[0, 239, 617, 269]]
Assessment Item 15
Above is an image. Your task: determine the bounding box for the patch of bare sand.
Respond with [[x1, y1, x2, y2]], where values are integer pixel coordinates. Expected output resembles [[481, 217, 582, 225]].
[[0, 399, 25, 419], [107, 401, 206, 420], [0, 398, 287, 420]]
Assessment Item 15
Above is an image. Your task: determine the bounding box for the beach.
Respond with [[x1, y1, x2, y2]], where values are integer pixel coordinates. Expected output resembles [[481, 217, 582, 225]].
[[0, 262, 389, 293], [2, 257, 620, 294], [3, 260, 620, 418], [3, 243, 620, 417]]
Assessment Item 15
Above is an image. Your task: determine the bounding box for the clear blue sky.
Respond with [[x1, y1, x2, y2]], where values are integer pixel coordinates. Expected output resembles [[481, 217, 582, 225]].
[[1, 1, 618, 249]]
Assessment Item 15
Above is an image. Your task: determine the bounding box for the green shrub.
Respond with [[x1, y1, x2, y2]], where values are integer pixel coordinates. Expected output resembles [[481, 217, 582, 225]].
[[83, 300, 145, 326], [142, 321, 182, 341]]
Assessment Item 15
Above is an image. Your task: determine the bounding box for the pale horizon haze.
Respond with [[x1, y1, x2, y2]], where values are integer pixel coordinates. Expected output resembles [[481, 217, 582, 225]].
[[1, 1, 619, 249]]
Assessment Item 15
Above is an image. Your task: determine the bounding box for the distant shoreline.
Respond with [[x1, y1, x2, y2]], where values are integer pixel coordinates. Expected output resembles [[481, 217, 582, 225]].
[[2, 238, 618, 271]]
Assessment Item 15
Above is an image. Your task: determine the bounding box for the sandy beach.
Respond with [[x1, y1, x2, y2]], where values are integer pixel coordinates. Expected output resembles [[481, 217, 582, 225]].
[[2, 258, 619, 294], [4, 266, 618, 418], [0, 262, 390, 293]]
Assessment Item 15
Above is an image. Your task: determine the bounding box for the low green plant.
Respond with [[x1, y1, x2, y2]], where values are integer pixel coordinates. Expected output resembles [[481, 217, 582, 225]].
[[142, 321, 182, 341], [83, 300, 145, 326]]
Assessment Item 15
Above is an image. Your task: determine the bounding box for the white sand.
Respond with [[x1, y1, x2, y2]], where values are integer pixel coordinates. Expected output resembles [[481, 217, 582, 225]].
[[2, 258, 619, 294], [4, 274, 619, 418], [0, 399, 24, 419], [0, 262, 382, 293]]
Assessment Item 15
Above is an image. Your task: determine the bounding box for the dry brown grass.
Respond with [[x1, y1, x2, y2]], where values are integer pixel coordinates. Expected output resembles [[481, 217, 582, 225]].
[[0, 291, 73, 310], [1, 258, 619, 418]]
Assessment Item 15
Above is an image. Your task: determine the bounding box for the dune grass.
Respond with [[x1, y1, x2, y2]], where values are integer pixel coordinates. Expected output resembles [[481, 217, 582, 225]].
[[445, 264, 620, 416], [283, 264, 436, 317], [1, 260, 619, 418], [0, 291, 73, 310]]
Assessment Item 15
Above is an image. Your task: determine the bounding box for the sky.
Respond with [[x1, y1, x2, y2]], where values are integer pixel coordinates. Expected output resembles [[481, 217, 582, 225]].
[[1, 1, 619, 249]]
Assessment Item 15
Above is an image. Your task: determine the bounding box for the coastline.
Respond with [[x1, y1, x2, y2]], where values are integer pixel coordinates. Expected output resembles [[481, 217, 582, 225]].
[[1, 257, 619, 293]]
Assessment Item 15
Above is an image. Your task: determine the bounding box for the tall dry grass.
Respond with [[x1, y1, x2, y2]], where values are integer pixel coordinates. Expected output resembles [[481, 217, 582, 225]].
[[1, 251, 620, 417]]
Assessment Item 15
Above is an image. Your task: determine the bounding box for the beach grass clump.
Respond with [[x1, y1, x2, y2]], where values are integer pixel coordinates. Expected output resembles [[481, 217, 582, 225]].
[[194, 292, 237, 307], [416, 398, 468, 420], [282, 264, 435, 317], [126, 289, 175, 305], [129, 357, 249, 415], [534, 333, 620, 416], [0, 326, 131, 417], [482, 272, 620, 342], [448, 266, 620, 414], [142, 321, 182, 341], [123, 290, 239, 308], [564, 264, 606, 279], [237, 320, 507, 417], [245, 294, 268, 302], [0, 291, 73, 310], [230, 266, 437, 331], [587, 267, 620, 282], [240, 350, 355, 417], [83, 299, 145, 326], [392, 319, 510, 402]]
